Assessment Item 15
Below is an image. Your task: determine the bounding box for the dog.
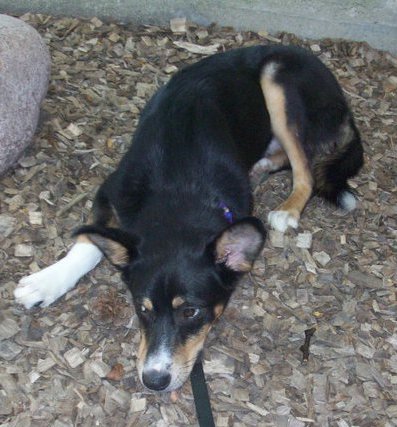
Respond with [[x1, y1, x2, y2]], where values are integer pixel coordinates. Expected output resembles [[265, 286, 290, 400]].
[[14, 45, 363, 392]]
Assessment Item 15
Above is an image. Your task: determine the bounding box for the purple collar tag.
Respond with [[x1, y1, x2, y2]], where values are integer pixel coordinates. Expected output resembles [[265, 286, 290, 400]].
[[219, 201, 234, 224]]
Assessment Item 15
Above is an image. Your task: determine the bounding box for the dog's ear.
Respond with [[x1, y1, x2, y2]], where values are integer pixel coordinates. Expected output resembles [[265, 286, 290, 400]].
[[73, 225, 138, 270], [213, 217, 266, 272]]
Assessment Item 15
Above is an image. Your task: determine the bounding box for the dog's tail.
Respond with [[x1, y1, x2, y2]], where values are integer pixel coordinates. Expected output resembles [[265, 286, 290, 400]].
[[312, 118, 364, 211]]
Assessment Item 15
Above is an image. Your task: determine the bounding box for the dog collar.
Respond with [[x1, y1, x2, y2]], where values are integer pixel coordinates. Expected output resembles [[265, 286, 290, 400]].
[[219, 201, 234, 224]]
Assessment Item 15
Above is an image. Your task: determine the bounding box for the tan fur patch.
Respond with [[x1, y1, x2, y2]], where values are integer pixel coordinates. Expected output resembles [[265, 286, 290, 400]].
[[174, 325, 211, 368], [107, 240, 129, 265], [78, 232, 128, 265], [142, 298, 153, 311], [84, 232, 129, 266], [89, 200, 120, 227], [260, 65, 313, 218], [214, 303, 224, 320], [76, 234, 92, 244], [137, 331, 148, 370], [172, 296, 185, 309]]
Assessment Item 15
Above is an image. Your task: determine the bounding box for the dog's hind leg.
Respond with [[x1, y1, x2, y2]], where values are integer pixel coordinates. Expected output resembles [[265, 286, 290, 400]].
[[312, 119, 363, 210], [14, 184, 116, 309], [260, 64, 313, 232]]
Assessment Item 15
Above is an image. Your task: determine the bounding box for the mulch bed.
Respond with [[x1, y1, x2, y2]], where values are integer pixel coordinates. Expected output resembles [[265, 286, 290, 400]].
[[1, 13, 396, 427]]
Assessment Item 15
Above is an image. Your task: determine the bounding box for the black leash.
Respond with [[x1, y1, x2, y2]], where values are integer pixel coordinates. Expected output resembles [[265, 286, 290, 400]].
[[190, 361, 215, 427]]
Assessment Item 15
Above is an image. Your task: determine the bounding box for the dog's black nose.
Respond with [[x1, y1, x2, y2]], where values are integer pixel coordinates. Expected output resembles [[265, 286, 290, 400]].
[[142, 369, 171, 391]]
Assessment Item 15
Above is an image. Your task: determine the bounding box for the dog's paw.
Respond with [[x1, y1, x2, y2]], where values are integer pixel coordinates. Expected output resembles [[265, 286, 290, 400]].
[[251, 158, 276, 174], [250, 159, 274, 187], [14, 261, 78, 309], [268, 210, 299, 232], [14, 242, 103, 309]]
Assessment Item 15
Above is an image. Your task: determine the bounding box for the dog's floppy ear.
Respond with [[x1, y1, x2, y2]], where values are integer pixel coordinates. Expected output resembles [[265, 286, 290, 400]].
[[214, 217, 266, 272], [73, 225, 138, 270]]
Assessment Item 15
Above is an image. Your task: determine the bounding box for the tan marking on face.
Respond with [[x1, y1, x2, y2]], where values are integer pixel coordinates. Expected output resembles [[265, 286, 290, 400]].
[[172, 296, 185, 309], [142, 298, 153, 311], [260, 64, 313, 218], [137, 330, 148, 373], [214, 303, 224, 320], [174, 324, 211, 368]]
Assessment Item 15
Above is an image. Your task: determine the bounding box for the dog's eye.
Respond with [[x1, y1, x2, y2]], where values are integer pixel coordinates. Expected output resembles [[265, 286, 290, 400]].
[[140, 305, 149, 314], [183, 307, 199, 319]]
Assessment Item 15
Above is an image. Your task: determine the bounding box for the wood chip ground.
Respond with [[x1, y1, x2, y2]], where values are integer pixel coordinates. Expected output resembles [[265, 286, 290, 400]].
[[1, 13, 396, 427]]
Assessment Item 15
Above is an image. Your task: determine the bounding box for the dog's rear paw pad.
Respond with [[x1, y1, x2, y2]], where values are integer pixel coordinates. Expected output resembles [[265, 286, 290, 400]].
[[268, 210, 299, 232], [14, 263, 77, 309]]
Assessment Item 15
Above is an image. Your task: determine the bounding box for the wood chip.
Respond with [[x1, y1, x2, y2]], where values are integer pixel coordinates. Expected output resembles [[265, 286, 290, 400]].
[[90, 17, 103, 27], [355, 343, 376, 359], [130, 397, 147, 413], [63, 347, 88, 368], [0, 318, 20, 340], [312, 251, 331, 266], [28, 211, 43, 225], [170, 17, 187, 33], [245, 401, 269, 417], [14, 244, 34, 257], [37, 357, 57, 372], [173, 41, 220, 55], [296, 232, 312, 248], [66, 123, 83, 137], [347, 270, 384, 289], [0, 214, 16, 239], [269, 229, 285, 248], [0, 341, 23, 360], [89, 360, 111, 378]]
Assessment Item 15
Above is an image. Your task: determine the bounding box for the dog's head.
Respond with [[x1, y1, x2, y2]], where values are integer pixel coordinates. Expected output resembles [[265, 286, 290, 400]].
[[77, 217, 265, 391]]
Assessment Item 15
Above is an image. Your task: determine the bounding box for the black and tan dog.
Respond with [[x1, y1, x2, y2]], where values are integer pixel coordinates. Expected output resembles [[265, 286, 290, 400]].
[[15, 45, 363, 391]]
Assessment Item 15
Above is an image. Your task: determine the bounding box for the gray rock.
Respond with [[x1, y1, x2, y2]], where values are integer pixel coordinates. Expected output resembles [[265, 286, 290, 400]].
[[0, 15, 50, 175]]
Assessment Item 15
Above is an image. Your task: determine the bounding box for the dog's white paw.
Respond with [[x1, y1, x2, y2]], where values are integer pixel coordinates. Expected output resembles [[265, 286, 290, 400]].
[[268, 210, 299, 232], [14, 260, 80, 309], [250, 158, 275, 187], [251, 158, 276, 174], [14, 242, 103, 309]]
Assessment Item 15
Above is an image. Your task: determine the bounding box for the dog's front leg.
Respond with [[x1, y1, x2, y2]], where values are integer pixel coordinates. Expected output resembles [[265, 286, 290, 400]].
[[14, 234, 103, 309]]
